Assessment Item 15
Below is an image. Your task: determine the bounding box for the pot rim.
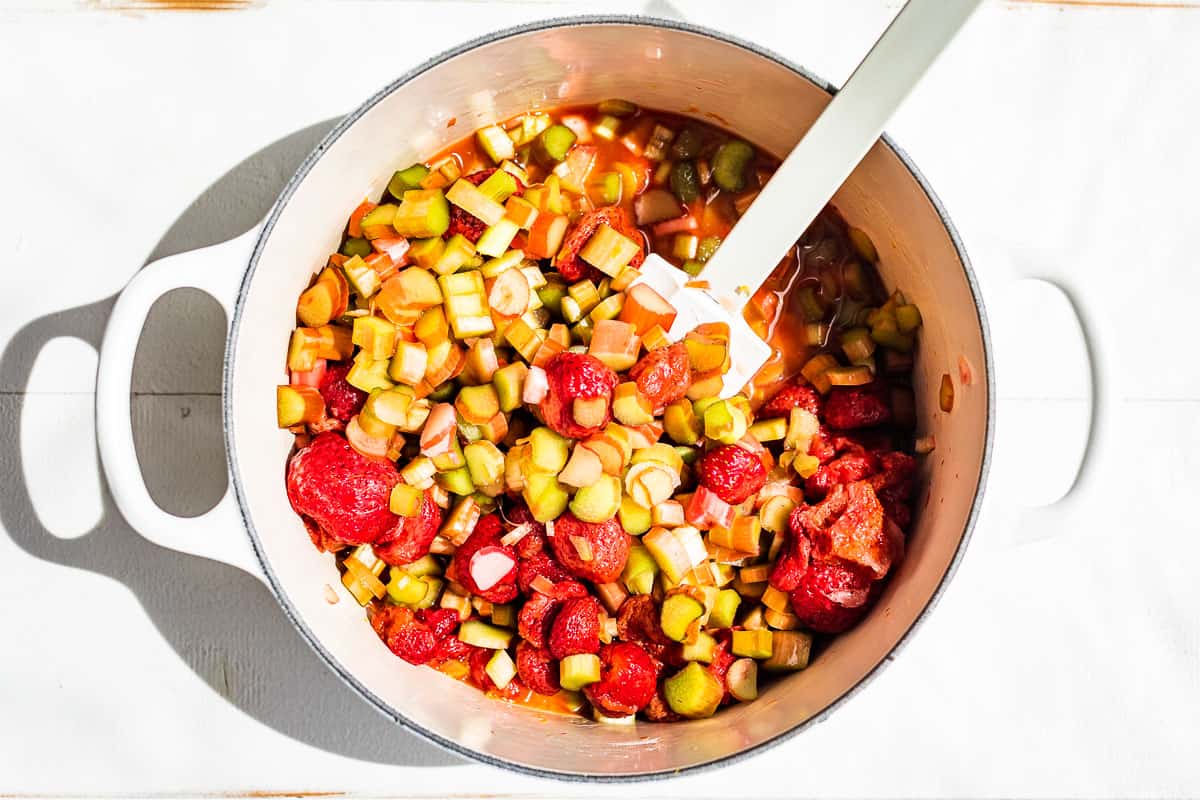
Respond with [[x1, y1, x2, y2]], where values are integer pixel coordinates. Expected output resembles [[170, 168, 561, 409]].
[[223, 14, 994, 782]]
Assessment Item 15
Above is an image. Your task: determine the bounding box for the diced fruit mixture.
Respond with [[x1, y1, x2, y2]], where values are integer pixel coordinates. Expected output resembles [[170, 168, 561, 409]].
[[279, 101, 928, 722]]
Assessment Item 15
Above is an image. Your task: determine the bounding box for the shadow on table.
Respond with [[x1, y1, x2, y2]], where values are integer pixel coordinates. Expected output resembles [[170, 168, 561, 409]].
[[0, 119, 462, 769]]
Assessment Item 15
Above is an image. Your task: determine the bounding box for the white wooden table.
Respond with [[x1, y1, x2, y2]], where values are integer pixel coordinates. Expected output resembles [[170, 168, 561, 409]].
[[2, 1, 1198, 796]]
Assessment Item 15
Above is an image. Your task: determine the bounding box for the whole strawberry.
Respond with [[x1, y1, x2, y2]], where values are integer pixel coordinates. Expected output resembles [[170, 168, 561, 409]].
[[515, 641, 560, 696], [550, 512, 630, 584], [823, 383, 892, 429], [375, 489, 443, 565], [548, 595, 601, 660], [759, 381, 821, 419], [585, 642, 659, 717], [370, 605, 436, 665], [286, 433, 398, 547], [318, 360, 367, 422], [628, 342, 691, 413], [788, 559, 874, 633], [697, 443, 767, 505], [453, 515, 519, 604], [539, 352, 619, 439]]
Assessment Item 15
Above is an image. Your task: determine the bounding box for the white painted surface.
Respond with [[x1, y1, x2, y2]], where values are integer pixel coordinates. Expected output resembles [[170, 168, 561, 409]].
[[1, 0, 1198, 796]]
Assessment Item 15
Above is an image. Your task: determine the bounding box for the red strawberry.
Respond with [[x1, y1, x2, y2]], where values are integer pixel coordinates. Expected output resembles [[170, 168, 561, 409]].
[[415, 607, 460, 640], [515, 641, 561, 696], [453, 515, 519, 603], [516, 552, 575, 595], [548, 595, 601, 659], [809, 481, 892, 579], [504, 502, 547, 559], [375, 489, 443, 565], [431, 634, 473, 665], [628, 342, 691, 414], [517, 592, 560, 648], [615, 595, 674, 661], [318, 361, 367, 422], [584, 642, 658, 717], [539, 352, 619, 439], [804, 451, 880, 500], [446, 169, 525, 244], [823, 383, 892, 429], [370, 606, 436, 665], [550, 512, 630, 584], [554, 206, 645, 282], [697, 443, 768, 505], [789, 559, 874, 633], [768, 523, 812, 592], [705, 635, 736, 705], [759, 381, 821, 419], [643, 683, 683, 722], [286, 433, 398, 547]]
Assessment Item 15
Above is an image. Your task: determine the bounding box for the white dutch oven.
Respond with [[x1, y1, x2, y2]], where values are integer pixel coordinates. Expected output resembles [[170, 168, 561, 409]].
[[96, 18, 998, 780]]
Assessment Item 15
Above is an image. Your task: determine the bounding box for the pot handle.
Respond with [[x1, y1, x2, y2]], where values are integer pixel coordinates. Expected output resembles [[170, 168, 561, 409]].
[[980, 246, 1118, 534], [96, 227, 267, 583]]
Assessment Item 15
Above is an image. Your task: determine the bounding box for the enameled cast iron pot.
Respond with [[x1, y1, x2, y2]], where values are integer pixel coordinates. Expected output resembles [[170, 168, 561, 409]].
[[96, 17, 993, 780]]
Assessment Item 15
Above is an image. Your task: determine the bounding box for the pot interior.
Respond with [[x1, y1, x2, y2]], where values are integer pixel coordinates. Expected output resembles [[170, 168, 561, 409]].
[[228, 21, 989, 778]]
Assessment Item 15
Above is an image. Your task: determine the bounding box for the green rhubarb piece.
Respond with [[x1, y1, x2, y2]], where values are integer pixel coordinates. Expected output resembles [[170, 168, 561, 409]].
[[558, 653, 601, 690], [342, 254, 381, 299], [433, 234, 477, 276], [896, 304, 923, 334], [537, 280, 567, 316], [436, 466, 475, 497], [345, 352, 393, 393], [763, 630, 813, 671], [389, 483, 424, 516], [341, 237, 372, 258], [464, 440, 505, 491], [476, 124, 516, 164], [522, 471, 569, 522], [408, 237, 445, 270], [696, 236, 721, 263], [529, 427, 570, 473], [393, 189, 451, 238], [663, 662, 723, 719], [427, 380, 458, 403], [458, 620, 514, 649], [747, 417, 787, 442], [388, 163, 430, 199], [618, 495, 653, 536], [535, 124, 577, 163], [485, 649, 517, 690], [682, 631, 717, 664], [492, 362, 528, 412], [386, 570, 430, 606], [621, 543, 659, 594], [477, 169, 518, 203], [413, 576, 443, 609], [663, 399, 702, 445], [569, 474, 622, 523], [360, 204, 397, 230], [731, 629, 773, 660], [402, 554, 441, 577], [703, 399, 748, 444], [597, 98, 637, 117], [707, 589, 741, 630], [712, 140, 754, 193], [661, 593, 705, 643], [431, 439, 465, 472], [475, 218, 520, 258]]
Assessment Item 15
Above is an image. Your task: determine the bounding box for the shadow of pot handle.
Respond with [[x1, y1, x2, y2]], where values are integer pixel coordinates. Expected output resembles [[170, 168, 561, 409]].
[[97, 227, 267, 583], [980, 245, 1119, 544]]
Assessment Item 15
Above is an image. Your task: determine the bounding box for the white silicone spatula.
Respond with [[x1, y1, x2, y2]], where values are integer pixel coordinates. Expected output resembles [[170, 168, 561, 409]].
[[635, 0, 984, 396]]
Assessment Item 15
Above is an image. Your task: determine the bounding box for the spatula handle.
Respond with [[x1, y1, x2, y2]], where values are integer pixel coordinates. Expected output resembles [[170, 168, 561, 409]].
[[702, 0, 984, 307]]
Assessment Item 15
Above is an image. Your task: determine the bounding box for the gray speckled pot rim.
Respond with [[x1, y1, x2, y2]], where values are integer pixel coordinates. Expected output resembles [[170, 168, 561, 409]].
[[222, 14, 995, 784]]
